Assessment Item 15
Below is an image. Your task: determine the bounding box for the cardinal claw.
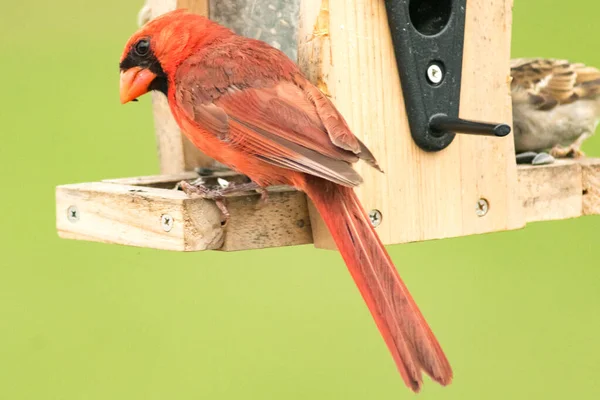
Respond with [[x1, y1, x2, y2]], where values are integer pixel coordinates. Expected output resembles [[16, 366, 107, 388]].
[[215, 199, 230, 227], [255, 188, 269, 209], [178, 180, 204, 196]]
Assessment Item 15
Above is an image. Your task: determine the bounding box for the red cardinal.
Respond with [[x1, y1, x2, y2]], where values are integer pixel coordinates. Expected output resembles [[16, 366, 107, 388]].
[[119, 9, 452, 392]]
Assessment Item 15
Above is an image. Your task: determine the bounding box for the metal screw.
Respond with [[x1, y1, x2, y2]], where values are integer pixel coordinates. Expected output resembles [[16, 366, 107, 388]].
[[369, 209, 382, 227], [161, 214, 174, 232], [476, 198, 489, 217], [67, 206, 79, 222], [426, 63, 443, 85]]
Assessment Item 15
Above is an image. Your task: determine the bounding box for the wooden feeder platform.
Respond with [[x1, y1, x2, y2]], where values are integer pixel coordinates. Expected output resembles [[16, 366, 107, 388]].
[[56, 159, 600, 252]]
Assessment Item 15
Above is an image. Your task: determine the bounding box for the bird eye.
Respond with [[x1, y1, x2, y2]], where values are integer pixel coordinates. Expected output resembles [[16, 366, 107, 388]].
[[134, 39, 150, 56]]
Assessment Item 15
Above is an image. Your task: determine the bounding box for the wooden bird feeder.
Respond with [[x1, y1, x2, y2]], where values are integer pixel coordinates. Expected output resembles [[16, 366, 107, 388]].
[[56, 0, 600, 251]]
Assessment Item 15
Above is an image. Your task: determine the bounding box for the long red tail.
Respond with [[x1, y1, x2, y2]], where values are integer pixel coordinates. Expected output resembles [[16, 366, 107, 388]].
[[303, 178, 452, 392]]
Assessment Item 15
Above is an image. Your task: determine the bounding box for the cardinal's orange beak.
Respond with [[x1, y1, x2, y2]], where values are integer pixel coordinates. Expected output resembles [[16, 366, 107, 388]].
[[119, 67, 157, 104]]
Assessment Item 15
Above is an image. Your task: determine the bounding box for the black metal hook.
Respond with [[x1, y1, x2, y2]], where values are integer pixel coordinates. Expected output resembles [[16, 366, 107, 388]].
[[429, 115, 511, 138], [383, 0, 512, 152]]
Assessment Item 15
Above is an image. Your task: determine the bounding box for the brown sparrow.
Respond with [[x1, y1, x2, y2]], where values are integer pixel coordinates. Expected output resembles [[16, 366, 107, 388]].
[[511, 58, 600, 160]]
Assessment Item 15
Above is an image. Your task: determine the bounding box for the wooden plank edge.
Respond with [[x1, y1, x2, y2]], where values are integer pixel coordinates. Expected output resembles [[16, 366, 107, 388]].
[[518, 160, 583, 223], [56, 182, 224, 252], [55, 180, 312, 252], [518, 158, 600, 223], [581, 158, 600, 215]]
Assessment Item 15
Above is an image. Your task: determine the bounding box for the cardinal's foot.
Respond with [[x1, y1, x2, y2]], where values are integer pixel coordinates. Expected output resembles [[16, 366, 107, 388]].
[[178, 180, 267, 226], [178, 180, 230, 225]]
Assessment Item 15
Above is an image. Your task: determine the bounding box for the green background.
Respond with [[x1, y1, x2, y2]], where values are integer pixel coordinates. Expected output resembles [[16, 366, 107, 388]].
[[1, 1, 599, 399]]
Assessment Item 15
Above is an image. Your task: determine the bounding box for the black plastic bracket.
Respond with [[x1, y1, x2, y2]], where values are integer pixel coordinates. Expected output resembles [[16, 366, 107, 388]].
[[383, 0, 511, 152]]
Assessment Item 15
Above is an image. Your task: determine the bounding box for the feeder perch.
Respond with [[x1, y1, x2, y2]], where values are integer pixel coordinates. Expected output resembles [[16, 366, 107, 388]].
[[55, 0, 600, 251]]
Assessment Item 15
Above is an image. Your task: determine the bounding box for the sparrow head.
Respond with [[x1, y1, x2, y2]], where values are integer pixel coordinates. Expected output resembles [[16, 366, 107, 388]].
[[119, 9, 230, 104]]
